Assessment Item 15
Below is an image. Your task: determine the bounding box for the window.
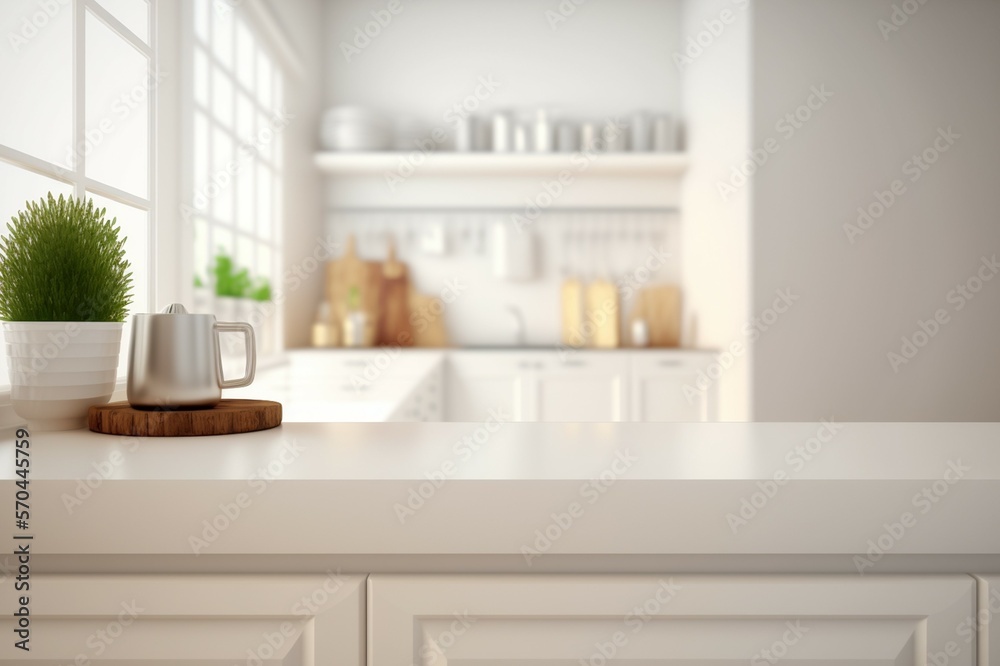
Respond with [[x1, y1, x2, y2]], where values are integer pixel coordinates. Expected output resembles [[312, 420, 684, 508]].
[[187, 0, 284, 356], [0, 0, 156, 391]]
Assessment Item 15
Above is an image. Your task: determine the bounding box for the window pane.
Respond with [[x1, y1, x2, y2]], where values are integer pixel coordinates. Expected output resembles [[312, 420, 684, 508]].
[[214, 226, 233, 259], [86, 192, 149, 375], [211, 67, 233, 127], [0, 163, 73, 235], [235, 19, 255, 90], [210, 128, 234, 224], [273, 72, 283, 117], [256, 49, 272, 109], [193, 217, 210, 284], [193, 111, 210, 201], [193, 47, 210, 107], [256, 112, 275, 163], [0, 0, 73, 168], [256, 244, 272, 281], [236, 235, 254, 274], [256, 163, 272, 240], [85, 10, 150, 198], [94, 0, 149, 44], [190, 3, 281, 357], [272, 167, 282, 243], [211, 0, 233, 68], [236, 92, 255, 142], [235, 166, 254, 233], [194, 0, 210, 42]]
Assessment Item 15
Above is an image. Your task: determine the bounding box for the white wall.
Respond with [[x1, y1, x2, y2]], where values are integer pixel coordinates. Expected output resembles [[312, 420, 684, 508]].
[[323, 0, 681, 128], [679, 0, 752, 420], [751, 0, 1000, 420]]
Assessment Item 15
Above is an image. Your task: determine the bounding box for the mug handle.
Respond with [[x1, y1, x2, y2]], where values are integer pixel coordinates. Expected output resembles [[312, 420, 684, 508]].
[[214, 321, 256, 389]]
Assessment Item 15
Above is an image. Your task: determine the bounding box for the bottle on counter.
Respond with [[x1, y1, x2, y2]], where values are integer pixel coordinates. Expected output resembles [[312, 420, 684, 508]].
[[311, 302, 339, 347], [342, 285, 368, 348], [631, 318, 650, 348]]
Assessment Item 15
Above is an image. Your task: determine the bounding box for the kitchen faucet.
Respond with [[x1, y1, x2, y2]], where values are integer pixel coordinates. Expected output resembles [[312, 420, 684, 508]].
[[505, 304, 526, 347]]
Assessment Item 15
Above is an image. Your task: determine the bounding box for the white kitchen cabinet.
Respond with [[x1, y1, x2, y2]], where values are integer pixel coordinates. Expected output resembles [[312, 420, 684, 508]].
[[448, 350, 715, 422], [631, 350, 717, 421], [532, 352, 629, 422], [446, 351, 529, 421], [368, 574, 974, 665], [447, 351, 629, 422], [0, 574, 365, 664], [980, 576, 1000, 664]]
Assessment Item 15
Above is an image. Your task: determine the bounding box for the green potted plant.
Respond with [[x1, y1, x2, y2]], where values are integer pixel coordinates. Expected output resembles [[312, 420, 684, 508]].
[[0, 194, 133, 430], [211, 250, 252, 323], [248, 277, 273, 352]]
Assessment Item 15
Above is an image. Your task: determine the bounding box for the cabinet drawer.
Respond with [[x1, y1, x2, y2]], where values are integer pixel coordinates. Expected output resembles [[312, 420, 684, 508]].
[[369, 574, 974, 665], [0, 575, 365, 664]]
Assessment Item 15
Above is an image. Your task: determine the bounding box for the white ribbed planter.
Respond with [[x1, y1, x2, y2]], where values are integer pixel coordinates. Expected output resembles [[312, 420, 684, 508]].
[[3, 322, 123, 431]]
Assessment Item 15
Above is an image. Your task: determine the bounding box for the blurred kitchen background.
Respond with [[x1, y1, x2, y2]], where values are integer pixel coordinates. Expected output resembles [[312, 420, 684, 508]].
[[2, 0, 999, 422]]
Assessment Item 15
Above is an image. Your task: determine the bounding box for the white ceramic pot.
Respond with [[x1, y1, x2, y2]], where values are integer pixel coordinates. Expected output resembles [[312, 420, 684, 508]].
[[213, 295, 239, 323], [192, 286, 213, 314], [3, 322, 123, 431]]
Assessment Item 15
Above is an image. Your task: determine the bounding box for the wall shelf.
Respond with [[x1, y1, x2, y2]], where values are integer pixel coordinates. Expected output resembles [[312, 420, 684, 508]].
[[314, 151, 689, 177]]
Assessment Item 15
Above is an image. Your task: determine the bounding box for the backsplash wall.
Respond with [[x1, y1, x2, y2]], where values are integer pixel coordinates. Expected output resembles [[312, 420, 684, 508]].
[[324, 211, 681, 346]]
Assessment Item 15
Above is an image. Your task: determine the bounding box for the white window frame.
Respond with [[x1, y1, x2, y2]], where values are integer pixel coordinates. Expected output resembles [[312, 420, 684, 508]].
[[0, 0, 160, 428]]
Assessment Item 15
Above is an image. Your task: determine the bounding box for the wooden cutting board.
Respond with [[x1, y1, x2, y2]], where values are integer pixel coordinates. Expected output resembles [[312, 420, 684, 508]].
[[88, 399, 282, 437], [408, 288, 448, 347], [629, 285, 681, 347], [585, 278, 620, 348], [326, 235, 381, 345], [560, 277, 585, 347], [376, 239, 413, 346]]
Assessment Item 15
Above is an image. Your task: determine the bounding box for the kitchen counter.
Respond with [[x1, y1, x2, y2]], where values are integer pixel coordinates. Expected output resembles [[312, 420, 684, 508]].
[[4, 421, 1000, 574]]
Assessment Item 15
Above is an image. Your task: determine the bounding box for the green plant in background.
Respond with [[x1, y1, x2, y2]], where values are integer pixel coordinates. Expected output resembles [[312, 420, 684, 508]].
[[249, 278, 272, 302], [210, 250, 272, 301], [0, 193, 133, 322], [212, 250, 250, 297], [194, 274, 204, 288], [211, 251, 235, 296]]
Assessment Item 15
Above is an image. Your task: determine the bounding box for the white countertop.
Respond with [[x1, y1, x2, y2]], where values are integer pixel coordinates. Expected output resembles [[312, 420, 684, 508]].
[[3, 422, 999, 569]]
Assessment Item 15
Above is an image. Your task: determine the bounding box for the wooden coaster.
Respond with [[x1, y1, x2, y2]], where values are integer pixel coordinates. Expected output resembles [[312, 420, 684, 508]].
[[89, 399, 282, 437]]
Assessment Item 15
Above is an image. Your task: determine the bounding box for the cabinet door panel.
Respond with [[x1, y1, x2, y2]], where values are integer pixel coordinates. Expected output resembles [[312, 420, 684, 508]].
[[534, 354, 628, 422], [0, 574, 365, 664], [369, 574, 974, 666], [536, 375, 622, 421], [633, 373, 705, 421], [631, 352, 716, 421], [446, 352, 531, 421]]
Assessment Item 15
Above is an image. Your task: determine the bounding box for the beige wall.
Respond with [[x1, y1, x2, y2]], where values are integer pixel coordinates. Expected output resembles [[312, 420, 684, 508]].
[[751, 0, 1000, 420], [265, 0, 326, 349]]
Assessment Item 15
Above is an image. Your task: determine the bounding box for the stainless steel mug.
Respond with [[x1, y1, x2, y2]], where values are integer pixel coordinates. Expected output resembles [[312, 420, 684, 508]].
[[127, 303, 256, 409]]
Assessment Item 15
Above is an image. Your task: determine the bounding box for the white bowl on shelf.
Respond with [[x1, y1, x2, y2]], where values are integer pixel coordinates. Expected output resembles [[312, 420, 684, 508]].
[[320, 106, 392, 151]]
